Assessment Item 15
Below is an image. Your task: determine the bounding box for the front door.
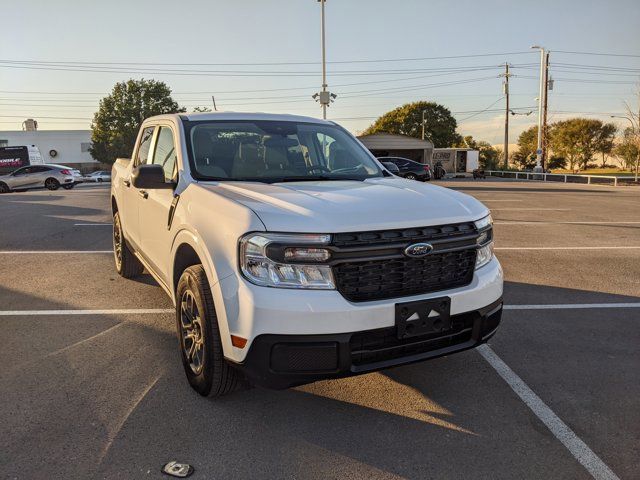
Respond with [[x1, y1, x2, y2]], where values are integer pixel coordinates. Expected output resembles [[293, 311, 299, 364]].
[[9, 166, 37, 188], [122, 126, 155, 249], [137, 125, 178, 287]]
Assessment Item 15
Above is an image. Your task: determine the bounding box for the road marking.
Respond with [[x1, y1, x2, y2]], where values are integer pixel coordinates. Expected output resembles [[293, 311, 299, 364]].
[[495, 221, 640, 225], [505, 303, 640, 310], [74, 223, 112, 226], [0, 250, 113, 254], [490, 208, 571, 211], [477, 199, 524, 202], [495, 246, 640, 250], [0, 308, 173, 316], [478, 345, 620, 480]]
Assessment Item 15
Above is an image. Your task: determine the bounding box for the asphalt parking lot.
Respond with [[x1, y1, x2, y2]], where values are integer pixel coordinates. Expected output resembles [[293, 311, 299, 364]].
[[1, 180, 638, 480]]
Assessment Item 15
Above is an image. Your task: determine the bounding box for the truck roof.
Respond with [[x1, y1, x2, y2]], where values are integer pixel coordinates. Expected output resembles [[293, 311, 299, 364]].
[[148, 112, 334, 124]]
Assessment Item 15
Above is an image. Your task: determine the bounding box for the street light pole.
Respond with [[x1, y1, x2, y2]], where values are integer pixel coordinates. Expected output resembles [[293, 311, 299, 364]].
[[312, 0, 335, 118], [531, 45, 546, 172], [611, 115, 639, 182], [320, 0, 327, 119]]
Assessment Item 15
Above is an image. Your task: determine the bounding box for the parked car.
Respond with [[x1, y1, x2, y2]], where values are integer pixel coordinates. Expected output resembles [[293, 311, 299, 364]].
[[85, 171, 112, 183], [381, 161, 400, 175], [376, 156, 431, 181], [0, 164, 77, 193], [111, 112, 502, 398]]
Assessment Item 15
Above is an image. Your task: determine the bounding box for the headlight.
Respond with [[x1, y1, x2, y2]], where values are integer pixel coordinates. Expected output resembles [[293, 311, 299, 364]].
[[475, 214, 494, 269], [474, 214, 492, 231], [476, 242, 494, 269], [239, 233, 335, 289]]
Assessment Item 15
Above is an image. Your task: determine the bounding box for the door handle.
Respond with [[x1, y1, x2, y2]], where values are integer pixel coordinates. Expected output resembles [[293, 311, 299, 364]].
[[138, 190, 148, 199], [123, 179, 131, 187]]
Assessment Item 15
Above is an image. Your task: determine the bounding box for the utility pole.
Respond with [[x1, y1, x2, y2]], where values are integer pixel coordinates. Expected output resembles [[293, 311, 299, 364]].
[[500, 63, 511, 169], [421, 110, 426, 141], [541, 52, 550, 170], [211, 95, 218, 111], [531, 45, 546, 172]]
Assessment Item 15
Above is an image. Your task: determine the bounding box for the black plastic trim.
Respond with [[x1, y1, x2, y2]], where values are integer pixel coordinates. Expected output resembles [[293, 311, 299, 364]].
[[230, 297, 503, 389]]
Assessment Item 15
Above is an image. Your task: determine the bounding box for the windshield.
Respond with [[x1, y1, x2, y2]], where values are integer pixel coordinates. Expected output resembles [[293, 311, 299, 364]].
[[187, 120, 383, 182]]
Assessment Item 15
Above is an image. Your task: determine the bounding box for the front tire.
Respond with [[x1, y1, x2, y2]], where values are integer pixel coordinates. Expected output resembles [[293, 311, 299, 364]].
[[176, 265, 241, 397], [0, 182, 10, 193], [112, 211, 143, 278], [45, 178, 60, 190], [62, 184, 75, 190]]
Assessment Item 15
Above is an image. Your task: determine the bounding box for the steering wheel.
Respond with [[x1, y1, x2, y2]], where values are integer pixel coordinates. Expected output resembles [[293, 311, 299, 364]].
[[302, 165, 331, 174]]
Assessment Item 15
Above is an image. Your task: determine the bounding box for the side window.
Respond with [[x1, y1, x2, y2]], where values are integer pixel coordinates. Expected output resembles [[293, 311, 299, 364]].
[[151, 126, 177, 182], [135, 127, 155, 166]]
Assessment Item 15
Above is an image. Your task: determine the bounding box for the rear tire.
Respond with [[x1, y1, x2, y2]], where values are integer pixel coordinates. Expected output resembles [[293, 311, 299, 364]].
[[97, 178, 103, 183], [45, 178, 60, 190], [0, 182, 9, 193], [112, 211, 143, 278], [176, 265, 241, 397], [405, 173, 417, 180]]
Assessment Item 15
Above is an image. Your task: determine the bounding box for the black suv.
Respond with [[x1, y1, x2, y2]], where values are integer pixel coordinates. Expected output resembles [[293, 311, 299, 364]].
[[377, 156, 431, 181]]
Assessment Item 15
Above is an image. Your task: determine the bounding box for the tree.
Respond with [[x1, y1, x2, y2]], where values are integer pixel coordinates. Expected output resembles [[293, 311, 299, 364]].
[[614, 127, 640, 170], [512, 126, 538, 170], [594, 123, 617, 167], [362, 101, 461, 147], [90, 79, 185, 164], [548, 118, 604, 171], [193, 106, 212, 113], [456, 135, 500, 169]]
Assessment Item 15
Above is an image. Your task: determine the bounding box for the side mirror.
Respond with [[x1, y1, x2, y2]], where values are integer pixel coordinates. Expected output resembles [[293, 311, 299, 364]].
[[132, 164, 174, 189]]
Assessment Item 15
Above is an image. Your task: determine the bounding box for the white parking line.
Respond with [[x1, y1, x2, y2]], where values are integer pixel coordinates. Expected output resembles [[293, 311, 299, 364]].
[[505, 303, 640, 310], [495, 246, 640, 251], [0, 308, 173, 316], [478, 345, 620, 480], [74, 223, 112, 226], [0, 250, 112, 254]]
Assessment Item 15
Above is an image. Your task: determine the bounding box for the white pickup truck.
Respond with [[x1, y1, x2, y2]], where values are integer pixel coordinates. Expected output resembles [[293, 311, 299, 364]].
[[111, 112, 503, 397]]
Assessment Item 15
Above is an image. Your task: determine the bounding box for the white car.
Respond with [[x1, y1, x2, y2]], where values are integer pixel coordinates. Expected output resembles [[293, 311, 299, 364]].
[[85, 170, 111, 183], [111, 112, 503, 397]]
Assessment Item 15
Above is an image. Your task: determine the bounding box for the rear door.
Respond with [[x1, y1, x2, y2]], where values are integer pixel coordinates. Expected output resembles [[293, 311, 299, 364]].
[[137, 125, 178, 286], [28, 166, 51, 187], [121, 126, 156, 249]]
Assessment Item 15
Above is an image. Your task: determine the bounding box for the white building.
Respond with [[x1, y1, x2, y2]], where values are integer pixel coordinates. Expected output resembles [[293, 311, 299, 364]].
[[0, 130, 99, 171]]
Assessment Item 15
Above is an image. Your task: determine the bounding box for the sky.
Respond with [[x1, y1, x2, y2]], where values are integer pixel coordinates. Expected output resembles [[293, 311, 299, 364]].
[[1, 0, 639, 145]]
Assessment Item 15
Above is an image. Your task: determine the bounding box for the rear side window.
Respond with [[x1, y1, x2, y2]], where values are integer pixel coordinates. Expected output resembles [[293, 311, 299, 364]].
[[151, 126, 177, 182], [135, 127, 155, 166]]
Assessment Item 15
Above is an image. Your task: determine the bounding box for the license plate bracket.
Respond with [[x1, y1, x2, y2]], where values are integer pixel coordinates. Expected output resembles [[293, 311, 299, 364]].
[[395, 297, 451, 340]]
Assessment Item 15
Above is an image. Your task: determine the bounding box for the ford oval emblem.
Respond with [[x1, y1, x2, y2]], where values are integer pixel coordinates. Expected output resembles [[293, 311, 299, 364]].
[[404, 242, 434, 258]]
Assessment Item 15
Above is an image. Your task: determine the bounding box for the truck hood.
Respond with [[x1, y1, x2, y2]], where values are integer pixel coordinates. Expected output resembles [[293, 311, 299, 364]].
[[200, 177, 489, 232]]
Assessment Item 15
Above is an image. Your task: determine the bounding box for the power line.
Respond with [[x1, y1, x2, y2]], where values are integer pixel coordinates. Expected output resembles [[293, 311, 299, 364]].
[[456, 97, 505, 121], [0, 51, 535, 67], [554, 50, 640, 58]]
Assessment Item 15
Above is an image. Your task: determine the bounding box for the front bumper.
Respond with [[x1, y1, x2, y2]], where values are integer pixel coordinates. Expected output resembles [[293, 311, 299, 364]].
[[231, 297, 502, 389]]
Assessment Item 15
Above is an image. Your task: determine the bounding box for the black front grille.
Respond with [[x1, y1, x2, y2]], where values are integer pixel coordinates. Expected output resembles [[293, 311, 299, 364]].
[[331, 223, 479, 302]]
